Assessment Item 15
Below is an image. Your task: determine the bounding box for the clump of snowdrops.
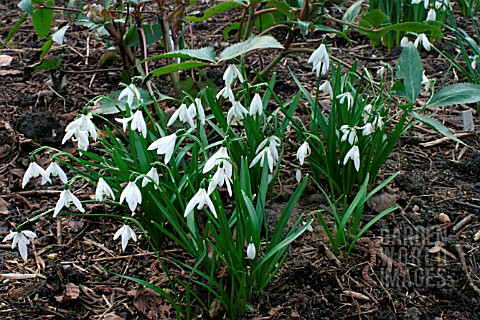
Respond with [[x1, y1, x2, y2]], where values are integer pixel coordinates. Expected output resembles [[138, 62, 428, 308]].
[[4, 66, 311, 318]]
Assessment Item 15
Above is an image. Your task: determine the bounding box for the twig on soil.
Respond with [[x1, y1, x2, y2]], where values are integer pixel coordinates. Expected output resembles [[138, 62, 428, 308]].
[[454, 201, 480, 211], [0, 273, 45, 280], [452, 213, 476, 233], [419, 132, 473, 147], [89, 252, 155, 262], [455, 244, 480, 295]]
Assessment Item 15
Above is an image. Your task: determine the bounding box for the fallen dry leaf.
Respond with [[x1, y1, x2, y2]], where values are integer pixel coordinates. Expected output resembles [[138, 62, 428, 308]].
[[103, 313, 125, 320], [0, 55, 13, 67], [0, 197, 9, 215], [55, 283, 80, 303], [133, 287, 171, 320]]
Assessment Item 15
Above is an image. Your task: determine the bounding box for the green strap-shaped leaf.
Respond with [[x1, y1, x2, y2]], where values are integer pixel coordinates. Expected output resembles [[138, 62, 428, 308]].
[[428, 83, 480, 107], [146, 47, 216, 63], [32, 0, 55, 39], [409, 111, 465, 145], [150, 61, 207, 77], [395, 44, 422, 103], [187, 2, 244, 22], [219, 35, 283, 61]]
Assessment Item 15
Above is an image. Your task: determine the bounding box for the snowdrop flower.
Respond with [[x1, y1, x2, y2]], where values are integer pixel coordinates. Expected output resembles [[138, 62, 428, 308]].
[[187, 98, 205, 126], [142, 167, 159, 189], [118, 83, 141, 107], [62, 114, 97, 148], [412, 0, 428, 9], [115, 110, 147, 138], [22, 161, 50, 188], [167, 103, 195, 128], [249, 93, 263, 116], [148, 133, 177, 164], [216, 85, 236, 103], [120, 181, 142, 213], [308, 44, 330, 77], [362, 104, 373, 122], [414, 33, 431, 51], [203, 147, 231, 174], [421, 71, 431, 91], [45, 161, 68, 184], [256, 136, 281, 163], [343, 145, 360, 171], [246, 243, 256, 260], [340, 125, 358, 145], [296, 141, 311, 166], [95, 177, 115, 202], [114, 224, 137, 251], [250, 147, 276, 173], [2, 230, 37, 261], [426, 9, 436, 21], [208, 166, 233, 197], [377, 66, 386, 77], [295, 168, 302, 183], [319, 80, 333, 100], [372, 115, 384, 130], [223, 64, 244, 87], [227, 101, 248, 125], [184, 188, 217, 218], [400, 36, 412, 47], [54, 188, 85, 217], [435, 0, 449, 10], [471, 56, 478, 70], [337, 92, 354, 110], [302, 221, 314, 232], [359, 123, 375, 136]]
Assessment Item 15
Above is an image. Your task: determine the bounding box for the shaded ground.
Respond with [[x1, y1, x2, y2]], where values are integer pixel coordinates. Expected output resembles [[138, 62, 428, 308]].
[[1, 0, 480, 319]]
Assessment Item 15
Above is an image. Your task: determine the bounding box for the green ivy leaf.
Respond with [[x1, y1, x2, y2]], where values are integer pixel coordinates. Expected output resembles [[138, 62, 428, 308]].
[[409, 111, 464, 145], [146, 47, 216, 63], [52, 25, 69, 45], [428, 83, 480, 107], [219, 35, 283, 61], [187, 2, 244, 22], [395, 44, 422, 103], [32, 0, 55, 39], [360, 9, 388, 29], [150, 61, 207, 77]]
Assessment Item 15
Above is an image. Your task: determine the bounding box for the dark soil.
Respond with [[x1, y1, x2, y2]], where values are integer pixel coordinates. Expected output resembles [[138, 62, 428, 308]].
[[1, 0, 480, 319]]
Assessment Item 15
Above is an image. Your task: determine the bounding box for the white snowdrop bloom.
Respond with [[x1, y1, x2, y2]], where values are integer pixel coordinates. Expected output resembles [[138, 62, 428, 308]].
[[167, 103, 195, 128], [62, 114, 98, 144], [187, 98, 205, 126], [22, 161, 50, 188], [337, 92, 354, 110], [203, 147, 231, 174], [302, 221, 314, 232], [95, 177, 115, 202], [340, 125, 358, 145], [308, 44, 330, 77], [208, 166, 233, 197], [118, 83, 141, 107], [142, 167, 159, 189], [120, 181, 142, 213], [76, 130, 90, 151], [360, 123, 375, 136], [249, 147, 275, 173], [426, 9, 436, 21], [249, 93, 263, 116], [227, 101, 248, 125], [296, 141, 311, 166], [246, 243, 256, 260], [295, 168, 302, 183], [184, 188, 217, 218], [421, 71, 431, 91], [148, 133, 177, 164], [223, 64, 244, 87], [115, 110, 147, 138], [414, 33, 431, 51], [216, 85, 236, 103], [114, 224, 138, 251], [400, 36, 412, 47], [412, 0, 428, 9], [372, 115, 384, 130], [343, 145, 361, 172], [362, 104, 373, 122], [377, 66, 386, 77], [54, 189, 85, 217], [45, 161, 68, 184], [2, 230, 37, 261], [319, 80, 333, 100]]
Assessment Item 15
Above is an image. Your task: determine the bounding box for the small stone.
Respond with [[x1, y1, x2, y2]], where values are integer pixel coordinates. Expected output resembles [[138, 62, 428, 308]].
[[412, 204, 420, 212], [438, 213, 451, 223]]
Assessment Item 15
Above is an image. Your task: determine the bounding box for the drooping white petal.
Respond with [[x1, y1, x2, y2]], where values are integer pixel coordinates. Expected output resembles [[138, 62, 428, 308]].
[[148, 133, 177, 164], [95, 178, 115, 201], [246, 243, 256, 260], [296, 141, 311, 166], [120, 182, 142, 212], [22, 162, 49, 188], [249, 93, 263, 116], [45, 162, 68, 184], [142, 167, 159, 189]]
